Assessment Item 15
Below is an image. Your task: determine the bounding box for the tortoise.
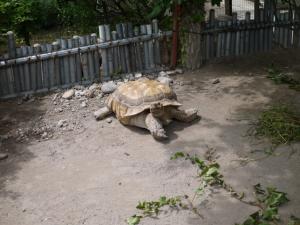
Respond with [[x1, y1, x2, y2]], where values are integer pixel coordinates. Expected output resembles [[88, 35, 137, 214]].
[[95, 78, 199, 140]]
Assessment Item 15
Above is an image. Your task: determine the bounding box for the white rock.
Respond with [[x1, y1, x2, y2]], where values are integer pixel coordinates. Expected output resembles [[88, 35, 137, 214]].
[[175, 68, 184, 74], [159, 71, 168, 77], [89, 83, 100, 91], [157, 76, 173, 86], [57, 120, 68, 128], [84, 89, 95, 98], [106, 118, 112, 123], [80, 102, 87, 108], [101, 81, 117, 94], [54, 108, 63, 113], [75, 90, 84, 98], [166, 70, 177, 76], [62, 89, 75, 99], [135, 73, 143, 79]]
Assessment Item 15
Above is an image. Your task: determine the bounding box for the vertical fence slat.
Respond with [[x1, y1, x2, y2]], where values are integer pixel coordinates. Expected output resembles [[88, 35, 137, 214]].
[[91, 33, 100, 81], [134, 27, 143, 72], [141, 25, 150, 70], [72, 36, 82, 83]]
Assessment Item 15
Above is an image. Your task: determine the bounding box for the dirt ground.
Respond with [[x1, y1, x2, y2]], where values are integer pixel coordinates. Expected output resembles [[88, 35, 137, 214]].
[[0, 49, 299, 225]]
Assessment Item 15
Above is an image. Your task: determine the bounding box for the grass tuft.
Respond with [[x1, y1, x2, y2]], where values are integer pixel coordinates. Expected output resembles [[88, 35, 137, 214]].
[[254, 105, 300, 146], [267, 67, 300, 91]]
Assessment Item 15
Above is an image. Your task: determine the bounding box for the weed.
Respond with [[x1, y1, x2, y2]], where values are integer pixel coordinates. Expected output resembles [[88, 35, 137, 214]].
[[127, 196, 186, 225], [236, 184, 289, 225], [267, 67, 300, 91], [253, 105, 300, 146]]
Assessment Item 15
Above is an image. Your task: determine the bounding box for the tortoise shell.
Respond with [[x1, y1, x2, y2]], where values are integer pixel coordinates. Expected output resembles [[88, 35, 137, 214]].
[[105, 78, 181, 124]]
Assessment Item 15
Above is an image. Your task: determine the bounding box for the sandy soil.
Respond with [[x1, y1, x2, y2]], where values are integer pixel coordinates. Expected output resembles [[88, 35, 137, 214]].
[[0, 49, 299, 225]]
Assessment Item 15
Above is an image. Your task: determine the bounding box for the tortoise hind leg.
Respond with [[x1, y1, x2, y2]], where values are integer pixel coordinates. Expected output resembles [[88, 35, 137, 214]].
[[145, 114, 167, 140], [94, 106, 112, 120], [170, 108, 199, 123]]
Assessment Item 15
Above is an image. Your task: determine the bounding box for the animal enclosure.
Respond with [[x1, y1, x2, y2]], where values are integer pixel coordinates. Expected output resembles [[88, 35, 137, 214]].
[[0, 20, 171, 99]]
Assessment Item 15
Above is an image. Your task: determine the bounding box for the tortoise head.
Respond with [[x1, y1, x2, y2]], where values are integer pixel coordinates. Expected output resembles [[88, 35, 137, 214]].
[[150, 102, 164, 118]]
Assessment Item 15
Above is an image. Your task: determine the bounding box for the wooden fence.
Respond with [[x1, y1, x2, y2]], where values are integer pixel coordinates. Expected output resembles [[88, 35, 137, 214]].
[[0, 20, 171, 99], [201, 9, 299, 62]]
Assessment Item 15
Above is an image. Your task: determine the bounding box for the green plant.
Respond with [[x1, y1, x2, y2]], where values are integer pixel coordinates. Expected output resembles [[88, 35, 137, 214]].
[[267, 67, 300, 91], [127, 196, 185, 225], [236, 184, 289, 225], [253, 105, 300, 146]]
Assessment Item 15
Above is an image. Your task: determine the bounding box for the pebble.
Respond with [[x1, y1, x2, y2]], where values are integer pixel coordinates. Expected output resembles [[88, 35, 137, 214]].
[[212, 79, 220, 84], [89, 83, 100, 91], [55, 108, 63, 113], [159, 71, 168, 77], [179, 80, 193, 86], [106, 118, 112, 123], [101, 81, 117, 94], [57, 120, 68, 128], [80, 102, 87, 108], [0, 153, 8, 160], [135, 73, 143, 79], [175, 68, 184, 74], [62, 89, 75, 99]]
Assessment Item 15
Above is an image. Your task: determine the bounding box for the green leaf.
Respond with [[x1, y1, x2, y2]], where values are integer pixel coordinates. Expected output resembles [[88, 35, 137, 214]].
[[127, 215, 142, 225], [288, 215, 300, 225], [170, 152, 185, 160]]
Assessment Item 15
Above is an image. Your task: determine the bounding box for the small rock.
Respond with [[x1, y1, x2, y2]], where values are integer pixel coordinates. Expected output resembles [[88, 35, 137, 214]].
[[62, 89, 75, 99], [84, 89, 95, 98], [89, 83, 100, 91], [52, 93, 59, 101], [53, 101, 57, 105], [101, 81, 117, 94], [41, 132, 48, 139], [126, 73, 135, 81], [80, 102, 87, 108], [179, 80, 193, 86], [74, 85, 85, 90], [0, 153, 8, 160], [212, 79, 220, 84], [159, 71, 168, 77], [123, 79, 129, 83], [75, 90, 85, 98], [57, 120, 68, 128], [166, 70, 177, 76], [157, 76, 173, 86], [135, 73, 143, 79], [54, 108, 63, 113], [106, 118, 112, 123], [175, 68, 184, 74], [97, 93, 104, 99]]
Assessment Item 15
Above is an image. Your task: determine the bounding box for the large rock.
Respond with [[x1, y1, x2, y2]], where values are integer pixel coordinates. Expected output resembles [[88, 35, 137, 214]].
[[62, 89, 75, 99], [101, 81, 117, 94]]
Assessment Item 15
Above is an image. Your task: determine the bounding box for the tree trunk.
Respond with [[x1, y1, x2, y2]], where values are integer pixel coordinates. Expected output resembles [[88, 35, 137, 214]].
[[180, 2, 205, 70], [182, 23, 203, 70]]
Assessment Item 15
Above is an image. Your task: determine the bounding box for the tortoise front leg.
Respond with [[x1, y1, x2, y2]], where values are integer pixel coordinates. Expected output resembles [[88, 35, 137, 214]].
[[94, 106, 112, 120], [145, 113, 168, 140], [170, 108, 199, 123]]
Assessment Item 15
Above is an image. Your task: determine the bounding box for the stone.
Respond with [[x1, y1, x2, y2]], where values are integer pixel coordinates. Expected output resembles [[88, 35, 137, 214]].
[[157, 76, 173, 86], [212, 79, 220, 84], [62, 89, 75, 99], [101, 81, 117, 94], [179, 80, 193, 86], [0, 153, 8, 160], [166, 70, 177, 76], [106, 118, 112, 123], [57, 120, 68, 128], [175, 68, 184, 74], [89, 83, 100, 91], [84, 89, 95, 98], [135, 73, 143, 79], [74, 85, 85, 90], [54, 108, 63, 113], [41, 132, 48, 139], [159, 71, 168, 77], [80, 102, 87, 108]]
